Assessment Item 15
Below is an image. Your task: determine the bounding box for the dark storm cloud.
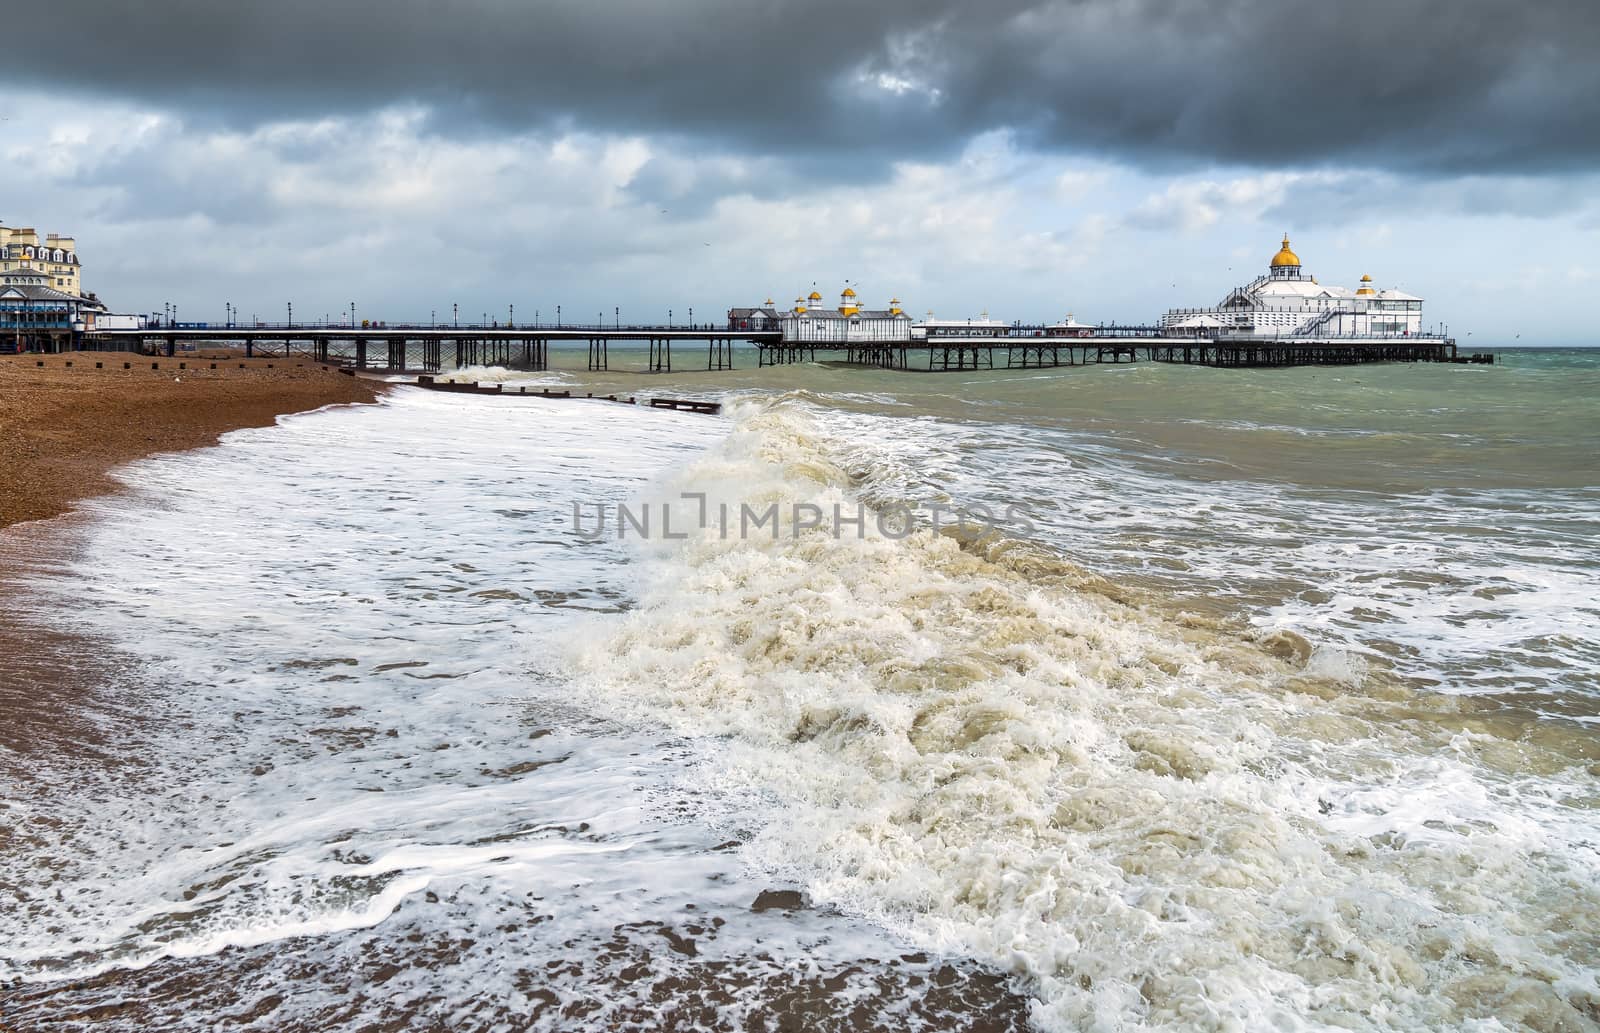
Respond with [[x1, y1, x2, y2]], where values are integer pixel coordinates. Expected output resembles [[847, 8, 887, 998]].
[[8, 0, 1598, 174]]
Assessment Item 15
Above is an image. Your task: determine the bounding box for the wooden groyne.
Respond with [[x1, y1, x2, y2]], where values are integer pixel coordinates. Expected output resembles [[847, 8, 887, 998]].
[[649, 397, 721, 414], [410, 375, 721, 415]]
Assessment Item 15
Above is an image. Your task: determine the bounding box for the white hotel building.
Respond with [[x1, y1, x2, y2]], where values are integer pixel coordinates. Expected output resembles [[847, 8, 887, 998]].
[[1161, 236, 1424, 338]]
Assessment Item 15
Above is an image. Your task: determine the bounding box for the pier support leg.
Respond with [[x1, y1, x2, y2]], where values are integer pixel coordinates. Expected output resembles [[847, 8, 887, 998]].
[[647, 337, 672, 373]]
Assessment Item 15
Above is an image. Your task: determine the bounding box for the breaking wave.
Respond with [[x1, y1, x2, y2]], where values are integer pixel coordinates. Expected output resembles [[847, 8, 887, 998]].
[[572, 395, 1600, 1031]]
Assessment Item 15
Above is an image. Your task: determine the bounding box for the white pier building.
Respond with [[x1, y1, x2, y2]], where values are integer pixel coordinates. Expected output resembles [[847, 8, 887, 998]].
[[911, 311, 1012, 339], [729, 287, 912, 341], [1161, 236, 1423, 338]]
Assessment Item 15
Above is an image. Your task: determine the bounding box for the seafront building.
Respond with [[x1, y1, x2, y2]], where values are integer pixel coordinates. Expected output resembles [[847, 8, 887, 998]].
[[730, 287, 913, 341], [1, 267, 104, 351], [1160, 235, 1423, 338], [0, 220, 113, 351], [0, 224, 83, 295]]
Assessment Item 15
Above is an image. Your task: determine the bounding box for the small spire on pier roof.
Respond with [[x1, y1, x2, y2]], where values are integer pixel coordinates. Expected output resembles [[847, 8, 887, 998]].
[[1270, 233, 1301, 268]]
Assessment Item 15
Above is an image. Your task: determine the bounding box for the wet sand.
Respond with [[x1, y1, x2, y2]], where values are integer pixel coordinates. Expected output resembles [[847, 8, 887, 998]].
[[0, 353, 382, 528], [0, 354, 389, 945]]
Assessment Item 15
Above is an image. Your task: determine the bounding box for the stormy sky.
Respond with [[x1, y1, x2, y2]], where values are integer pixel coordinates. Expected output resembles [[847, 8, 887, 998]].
[[3, 0, 1596, 339]]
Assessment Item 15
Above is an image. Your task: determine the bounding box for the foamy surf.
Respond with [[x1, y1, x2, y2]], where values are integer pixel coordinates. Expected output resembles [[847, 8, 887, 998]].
[[2, 391, 1040, 1030], [570, 395, 1600, 1031]]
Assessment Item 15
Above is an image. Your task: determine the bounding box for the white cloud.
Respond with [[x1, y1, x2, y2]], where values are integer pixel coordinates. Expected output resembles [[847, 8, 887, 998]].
[[1124, 172, 1326, 232], [1053, 166, 1112, 202]]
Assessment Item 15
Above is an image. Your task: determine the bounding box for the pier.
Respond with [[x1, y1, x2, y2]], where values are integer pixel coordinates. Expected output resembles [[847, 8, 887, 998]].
[[57, 322, 1483, 374]]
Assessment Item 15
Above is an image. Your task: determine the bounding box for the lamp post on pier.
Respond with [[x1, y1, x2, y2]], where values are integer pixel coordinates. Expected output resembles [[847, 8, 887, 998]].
[[689, 306, 693, 329], [287, 301, 293, 328], [350, 302, 356, 327], [453, 302, 458, 328], [509, 304, 514, 328], [615, 306, 619, 329], [557, 305, 562, 328]]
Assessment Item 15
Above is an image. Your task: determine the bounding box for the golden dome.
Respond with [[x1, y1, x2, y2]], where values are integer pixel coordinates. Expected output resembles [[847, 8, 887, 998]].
[[1270, 233, 1301, 268], [841, 287, 857, 298], [1356, 274, 1375, 296], [808, 290, 822, 301]]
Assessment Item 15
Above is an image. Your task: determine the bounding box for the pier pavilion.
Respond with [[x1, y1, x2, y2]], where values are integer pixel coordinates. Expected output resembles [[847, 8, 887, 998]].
[[1161, 235, 1424, 338], [732, 286, 912, 342]]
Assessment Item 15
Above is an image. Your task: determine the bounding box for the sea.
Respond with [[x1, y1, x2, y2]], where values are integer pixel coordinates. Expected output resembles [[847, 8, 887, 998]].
[[2, 345, 1597, 1031]]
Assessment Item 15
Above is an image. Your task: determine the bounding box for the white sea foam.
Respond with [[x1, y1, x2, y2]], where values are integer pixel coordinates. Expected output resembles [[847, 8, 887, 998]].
[[4, 391, 1008, 1030], [439, 364, 576, 387], [569, 395, 1600, 1031]]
